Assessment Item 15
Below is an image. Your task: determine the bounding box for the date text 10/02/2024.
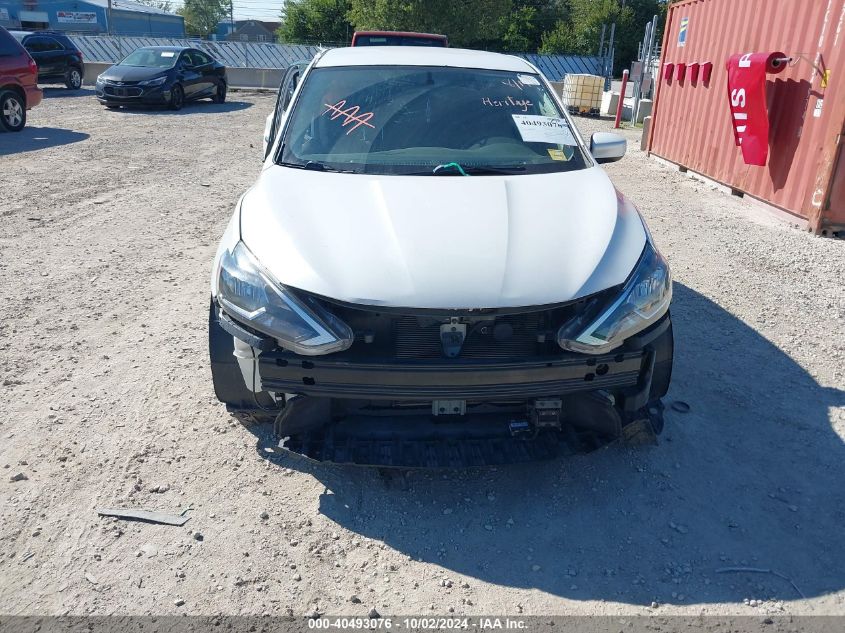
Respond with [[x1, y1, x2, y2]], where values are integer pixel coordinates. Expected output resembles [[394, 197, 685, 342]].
[[307, 617, 528, 630]]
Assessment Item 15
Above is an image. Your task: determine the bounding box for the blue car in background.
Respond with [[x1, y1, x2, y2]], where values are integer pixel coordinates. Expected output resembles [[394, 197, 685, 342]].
[[95, 46, 227, 111]]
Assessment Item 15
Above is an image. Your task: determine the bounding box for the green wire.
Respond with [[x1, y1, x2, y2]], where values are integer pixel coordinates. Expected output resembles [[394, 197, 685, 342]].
[[433, 162, 469, 176]]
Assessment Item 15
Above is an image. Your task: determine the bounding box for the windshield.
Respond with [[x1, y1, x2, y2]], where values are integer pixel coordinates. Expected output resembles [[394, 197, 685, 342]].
[[277, 66, 590, 176], [119, 48, 178, 68]]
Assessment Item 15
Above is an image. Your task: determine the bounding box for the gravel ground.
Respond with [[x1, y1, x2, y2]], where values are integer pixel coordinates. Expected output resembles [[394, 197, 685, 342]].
[[1, 88, 844, 618]]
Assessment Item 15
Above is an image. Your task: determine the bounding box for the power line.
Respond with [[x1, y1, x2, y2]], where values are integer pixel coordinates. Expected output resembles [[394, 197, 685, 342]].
[[165, 0, 284, 5]]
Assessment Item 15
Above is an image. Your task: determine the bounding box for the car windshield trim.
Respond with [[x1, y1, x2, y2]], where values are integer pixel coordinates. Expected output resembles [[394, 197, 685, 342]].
[[275, 65, 590, 176], [119, 49, 179, 68]]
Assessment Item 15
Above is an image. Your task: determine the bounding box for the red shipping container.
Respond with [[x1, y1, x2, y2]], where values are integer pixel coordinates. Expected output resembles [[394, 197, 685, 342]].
[[647, 0, 845, 235]]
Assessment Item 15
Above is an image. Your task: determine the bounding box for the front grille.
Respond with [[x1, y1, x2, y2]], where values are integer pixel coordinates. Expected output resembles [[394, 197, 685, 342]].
[[320, 297, 604, 361], [393, 314, 541, 360], [104, 86, 143, 97]]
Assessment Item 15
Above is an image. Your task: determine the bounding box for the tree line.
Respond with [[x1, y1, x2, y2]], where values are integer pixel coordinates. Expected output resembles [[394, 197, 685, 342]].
[[279, 0, 668, 69], [175, 0, 669, 74]]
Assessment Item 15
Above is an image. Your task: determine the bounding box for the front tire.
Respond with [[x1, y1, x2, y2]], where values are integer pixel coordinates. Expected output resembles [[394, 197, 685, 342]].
[[0, 90, 26, 132], [212, 82, 226, 104], [65, 67, 83, 90], [169, 83, 184, 111]]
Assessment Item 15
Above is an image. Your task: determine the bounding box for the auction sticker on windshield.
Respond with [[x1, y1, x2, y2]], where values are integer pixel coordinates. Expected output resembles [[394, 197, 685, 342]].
[[161, 51, 175, 57], [511, 114, 577, 146]]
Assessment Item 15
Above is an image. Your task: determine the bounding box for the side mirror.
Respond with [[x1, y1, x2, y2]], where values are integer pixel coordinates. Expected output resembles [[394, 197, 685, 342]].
[[590, 132, 626, 164]]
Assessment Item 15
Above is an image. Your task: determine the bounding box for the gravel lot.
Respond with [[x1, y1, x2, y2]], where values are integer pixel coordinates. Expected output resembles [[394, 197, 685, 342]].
[[1, 87, 844, 618]]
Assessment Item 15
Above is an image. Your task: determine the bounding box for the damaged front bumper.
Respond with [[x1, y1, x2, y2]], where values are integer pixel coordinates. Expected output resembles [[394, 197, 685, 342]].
[[258, 343, 651, 400], [210, 301, 673, 468]]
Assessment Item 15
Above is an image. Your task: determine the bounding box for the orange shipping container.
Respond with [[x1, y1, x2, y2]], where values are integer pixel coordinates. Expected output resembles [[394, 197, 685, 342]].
[[647, 0, 845, 235]]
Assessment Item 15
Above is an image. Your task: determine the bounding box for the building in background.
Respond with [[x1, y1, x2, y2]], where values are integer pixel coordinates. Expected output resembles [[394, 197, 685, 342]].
[[215, 19, 279, 43], [0, 0, 184, 37]]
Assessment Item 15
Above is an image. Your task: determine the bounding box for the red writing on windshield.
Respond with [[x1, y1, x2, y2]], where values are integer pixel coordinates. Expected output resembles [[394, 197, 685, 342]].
[[322, 100, 375, 134]]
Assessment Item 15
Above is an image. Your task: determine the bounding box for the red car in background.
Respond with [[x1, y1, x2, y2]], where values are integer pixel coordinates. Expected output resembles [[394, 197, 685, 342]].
[[0, 26, 42, 132], [351, 31, 448, 47]]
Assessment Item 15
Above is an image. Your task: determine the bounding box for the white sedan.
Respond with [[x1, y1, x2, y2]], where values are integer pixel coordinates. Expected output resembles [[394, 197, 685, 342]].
[[209, 47, 673, 468]]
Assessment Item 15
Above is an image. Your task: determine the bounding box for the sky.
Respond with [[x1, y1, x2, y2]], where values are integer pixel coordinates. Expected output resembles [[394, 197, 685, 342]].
[[166, 0, 285, 23]]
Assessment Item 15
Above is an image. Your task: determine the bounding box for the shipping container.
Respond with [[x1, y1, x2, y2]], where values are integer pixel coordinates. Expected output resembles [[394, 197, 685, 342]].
[[647, 0, 845, 234]]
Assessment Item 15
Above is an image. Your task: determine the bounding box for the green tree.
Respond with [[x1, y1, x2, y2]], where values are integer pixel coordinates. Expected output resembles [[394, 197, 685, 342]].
[[540, 0, 666, 72], [348, 0, 512, 49], [541, 0, 632, 55], [538, 19, 575, 54], [500, 0, 570, 52], [272, 0, 666, 64], [614, 0, 666, 70], [277, 0, 353, 45], [179, 0, 228, 38], [499, 5, 537, 52]]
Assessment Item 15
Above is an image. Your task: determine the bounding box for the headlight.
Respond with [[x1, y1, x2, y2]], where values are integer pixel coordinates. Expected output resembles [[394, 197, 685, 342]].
[[96, 74, 104, 84], [557, 242, 671, 354], [217, 242, 353, 356], [139, 76, 167, 87]]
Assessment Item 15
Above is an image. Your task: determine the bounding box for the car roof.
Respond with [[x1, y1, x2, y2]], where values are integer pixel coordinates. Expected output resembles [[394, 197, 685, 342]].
[[315, 47, 536, 73], [354, 31, 446, 39], [22, 31, 77, 44], [135, 45, 189, 52], [23, 32, 60, 39]]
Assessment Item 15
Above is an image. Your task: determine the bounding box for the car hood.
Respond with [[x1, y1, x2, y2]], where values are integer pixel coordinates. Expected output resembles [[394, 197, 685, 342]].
[[99, 65, 169, 82], [239, 166, 646, 309]]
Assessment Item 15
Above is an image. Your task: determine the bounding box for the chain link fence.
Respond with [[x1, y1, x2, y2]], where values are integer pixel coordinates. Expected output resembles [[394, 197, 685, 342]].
[[68, 34, 606, 82], [69, 35, 320, 69]]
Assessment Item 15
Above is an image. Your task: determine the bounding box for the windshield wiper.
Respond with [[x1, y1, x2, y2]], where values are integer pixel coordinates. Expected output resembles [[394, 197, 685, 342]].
[[278, 160, 354, 173], [459, 165, 527, 175], [418, 163, 528, 176]]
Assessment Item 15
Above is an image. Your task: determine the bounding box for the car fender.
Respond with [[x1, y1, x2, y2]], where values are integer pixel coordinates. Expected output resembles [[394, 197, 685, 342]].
[[0, 79, 27, 106], [210, 194, 245, 297]]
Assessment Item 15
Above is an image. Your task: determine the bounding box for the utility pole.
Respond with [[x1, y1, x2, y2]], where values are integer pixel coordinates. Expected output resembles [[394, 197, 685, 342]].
[[631, 19, 650, 124], [230, 0, 235, 41], [647, 13, 659, 81], [107, 0, 113, 35], [598, 23, 607, 85]]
